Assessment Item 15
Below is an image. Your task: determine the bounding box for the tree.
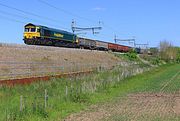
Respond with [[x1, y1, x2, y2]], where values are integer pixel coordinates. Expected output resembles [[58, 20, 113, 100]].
[[159, 40, 177, 62], [176, 47, 180, 63]]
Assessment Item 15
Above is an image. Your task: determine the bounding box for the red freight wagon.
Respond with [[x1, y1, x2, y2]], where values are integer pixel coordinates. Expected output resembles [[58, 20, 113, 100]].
[[117, 45, 124, 52], [122, 46, 130, 52], [117, 45, 131, 52], [108, 43, 118, 51]]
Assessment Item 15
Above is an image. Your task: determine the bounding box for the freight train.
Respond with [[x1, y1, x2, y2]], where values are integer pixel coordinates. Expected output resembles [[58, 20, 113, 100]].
[[24, 23, 139, 53]]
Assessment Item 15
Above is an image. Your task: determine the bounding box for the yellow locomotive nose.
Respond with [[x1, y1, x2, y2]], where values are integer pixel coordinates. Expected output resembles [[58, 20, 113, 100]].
[[24, 33, 33, 39], [24, 32, 40, 39], [24, 24, 41, 39]]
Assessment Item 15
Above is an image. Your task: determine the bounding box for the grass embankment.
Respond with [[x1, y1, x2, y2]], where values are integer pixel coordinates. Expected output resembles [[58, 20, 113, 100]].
[[0, 45, 120, 80], [0, 64, 179, 120]]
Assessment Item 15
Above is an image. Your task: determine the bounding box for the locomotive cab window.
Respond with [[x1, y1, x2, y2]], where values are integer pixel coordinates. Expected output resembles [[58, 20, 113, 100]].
[[25, 28, 29, 32], [30, 28, 36, 32]]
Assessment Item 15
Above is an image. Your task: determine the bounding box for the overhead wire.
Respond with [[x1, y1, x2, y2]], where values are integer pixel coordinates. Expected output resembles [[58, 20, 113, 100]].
[[0, 2, 60, 23], [0, 10, 71, 30], [0, 14, 26, 24], [0, 10, 30, 20], [0, 2, 70, 30]]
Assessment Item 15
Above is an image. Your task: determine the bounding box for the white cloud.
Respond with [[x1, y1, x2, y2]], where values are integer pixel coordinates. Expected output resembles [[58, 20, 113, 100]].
[[92, 7, 106, 11]]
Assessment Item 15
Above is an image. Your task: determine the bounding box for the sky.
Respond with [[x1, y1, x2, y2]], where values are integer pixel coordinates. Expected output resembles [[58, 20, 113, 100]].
[[0, 0, 180, 47]]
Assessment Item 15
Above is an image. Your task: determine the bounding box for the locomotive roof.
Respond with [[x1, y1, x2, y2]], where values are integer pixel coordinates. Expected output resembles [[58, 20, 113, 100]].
[[25, 23, 75, 35]]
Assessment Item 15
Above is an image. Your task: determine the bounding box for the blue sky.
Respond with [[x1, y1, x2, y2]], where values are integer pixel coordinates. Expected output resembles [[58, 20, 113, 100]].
[[0, 0, 180, 47]]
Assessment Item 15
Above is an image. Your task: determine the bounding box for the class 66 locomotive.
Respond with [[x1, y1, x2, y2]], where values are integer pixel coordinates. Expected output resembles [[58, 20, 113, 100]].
[[24, 23, 78, 47], [23, 23, 140, 53]]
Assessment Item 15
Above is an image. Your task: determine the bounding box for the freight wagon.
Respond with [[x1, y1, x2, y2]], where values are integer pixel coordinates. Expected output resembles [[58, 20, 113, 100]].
[[108, 43, 118, 51], [95, 40, 108, 51], [117, 45, 131, 52], [78, 37, 96, 49]]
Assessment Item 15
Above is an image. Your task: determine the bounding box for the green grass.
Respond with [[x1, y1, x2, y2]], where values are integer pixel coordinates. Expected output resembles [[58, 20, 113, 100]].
[[90, 64, 180, 103], [0, 64, 179, 121]]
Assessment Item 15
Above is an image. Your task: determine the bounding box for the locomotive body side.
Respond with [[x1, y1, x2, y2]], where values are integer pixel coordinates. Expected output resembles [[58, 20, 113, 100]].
[[40, 26, 76, 43], [24, 23, 78, 47]]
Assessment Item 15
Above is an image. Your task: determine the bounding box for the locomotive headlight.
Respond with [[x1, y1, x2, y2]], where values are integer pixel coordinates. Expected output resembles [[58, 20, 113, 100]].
[[76, 38, 79, 43]]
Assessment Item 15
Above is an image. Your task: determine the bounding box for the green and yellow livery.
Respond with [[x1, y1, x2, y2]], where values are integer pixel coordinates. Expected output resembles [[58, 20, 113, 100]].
[[24, 23, 78, 47]]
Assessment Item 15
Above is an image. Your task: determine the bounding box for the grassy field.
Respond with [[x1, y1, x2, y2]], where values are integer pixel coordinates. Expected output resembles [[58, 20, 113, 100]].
[[0, 63, 179, 121]]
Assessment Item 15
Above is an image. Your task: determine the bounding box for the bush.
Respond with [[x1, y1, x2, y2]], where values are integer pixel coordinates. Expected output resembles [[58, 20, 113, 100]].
[[125, 50, 138, 60], [151, 57, 161, 65]]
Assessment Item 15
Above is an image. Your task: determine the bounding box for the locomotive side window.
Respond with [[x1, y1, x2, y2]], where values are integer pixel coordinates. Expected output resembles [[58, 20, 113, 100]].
[[37, 28, 40, 32], [44, 30, 51, 36]]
